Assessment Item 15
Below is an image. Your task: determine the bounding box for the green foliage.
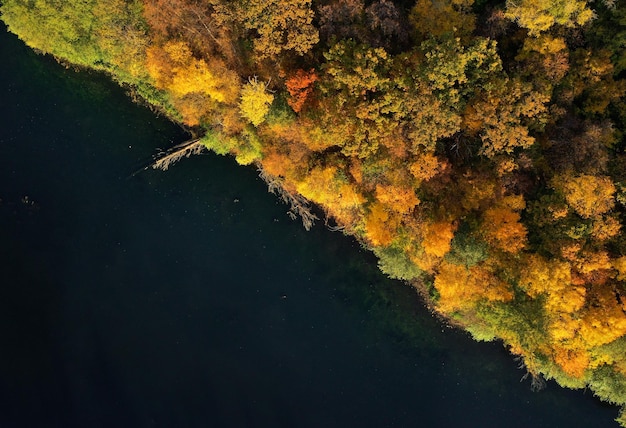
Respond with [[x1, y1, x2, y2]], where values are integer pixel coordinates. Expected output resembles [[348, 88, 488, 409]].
[[446, 224, 489, 267], [589, 365, 626, 405], [200, 131, 230, 156], [2, 0, 101, 66], [319, 40, 395, 158], [589, 2, 626, 74], [476, 299, 549, 354], [234, 127, 264, 165], [420, 34, 502, 105], [1, 0, 148, 81], [464, 321, 497, 342], [372, 245, 422, 281]]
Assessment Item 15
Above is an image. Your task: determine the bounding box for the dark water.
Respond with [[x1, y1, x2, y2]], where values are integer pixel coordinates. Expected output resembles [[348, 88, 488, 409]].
[[0, 26, 619, 428]]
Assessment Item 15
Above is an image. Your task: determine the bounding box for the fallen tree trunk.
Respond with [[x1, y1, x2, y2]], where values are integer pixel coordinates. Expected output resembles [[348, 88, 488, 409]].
[[258, 168, 318, 231], [129, 138, 205, 178], [151, 138, 205, 171]]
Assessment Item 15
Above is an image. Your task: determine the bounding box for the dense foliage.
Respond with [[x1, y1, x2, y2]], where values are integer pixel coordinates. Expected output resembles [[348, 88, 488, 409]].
[[3, 0, 626, 423]]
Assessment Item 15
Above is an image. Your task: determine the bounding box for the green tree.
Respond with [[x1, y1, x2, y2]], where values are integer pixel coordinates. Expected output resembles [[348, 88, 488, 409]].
[[2, 0, 101, 66], [373, 245, 422, 280]]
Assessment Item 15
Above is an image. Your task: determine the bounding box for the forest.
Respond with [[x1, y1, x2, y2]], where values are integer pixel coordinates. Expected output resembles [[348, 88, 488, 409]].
[[2, 0, 626, 424]]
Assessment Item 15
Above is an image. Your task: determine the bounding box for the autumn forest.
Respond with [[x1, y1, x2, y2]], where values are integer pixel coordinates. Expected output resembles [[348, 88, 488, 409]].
[[2, 0, 626, 424]]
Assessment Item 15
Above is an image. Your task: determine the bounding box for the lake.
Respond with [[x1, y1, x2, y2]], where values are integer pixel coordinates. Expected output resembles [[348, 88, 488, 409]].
[[0, 25, 619, 428]]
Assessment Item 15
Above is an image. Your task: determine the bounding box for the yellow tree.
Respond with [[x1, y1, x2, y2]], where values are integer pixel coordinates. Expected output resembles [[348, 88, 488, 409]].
[[239, 77, 274, 126], [504, 0, 594, 36], [482, 206, 527, 253], [517, 255, 586, 354], [579, 283, 626, 348], [364, 202, 400, 246], [515, 35, 570, 83], [409, 151, 446, 183], [482, 195, 528, 253], [375, 184, 420, 214], [145, 40, 240, 125], [318, 41, 395, 157], [566, 49, 626, 116], [421, 221, 457, 258], [467, 78, 549, 158], [434, 261, 513, 313], [553, 344, 590, 378], [554, 173, 616, 219], [296, 165, 365, 226], [232, 0, 319, 58]]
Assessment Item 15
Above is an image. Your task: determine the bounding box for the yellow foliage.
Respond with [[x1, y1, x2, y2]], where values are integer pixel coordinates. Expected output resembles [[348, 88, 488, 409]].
[[174, 93, 217, 126], [144, 40, 240, 125], [592, 215, 622, 241], [422, 221, 456, 258], [337, 183, 366, 210], [546, 285, 586, 314], [169, 63, 223, 101], [260, 150, 291, 178], [462, 104, 484, 135], [501, 194, 526, 211], [236, 0, 319, 58], [550, 204, 569, 220], [556, 173, 616, 219], [613, 257, 626, 281], [365, 202, 398, 247], [296, 166, 364, 226], [561, 243, 582, 261], [146, 41, 239, 103], [575, 251, 612, 276], [519, 255, 572, 298], [375, 184, 420, 214], [411, 251, 442, 273], [301, 121, 352, 152], [497, 157, 518, 176], [296, 167, 337, 204], [434, 261, 513, 312], [482, 206, 527, 253], [473, 78, 548, 157], [409, 152, 444, 182], [554, 345, 589, 378], [504, 0, 593, 36], [580, 284, 626, 347], [518, 255, 587, 347], [517, 35, 570, 81], [239, 78, 274, 126], [529, 35, 567, 55], [549, 314, 581, 341]]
